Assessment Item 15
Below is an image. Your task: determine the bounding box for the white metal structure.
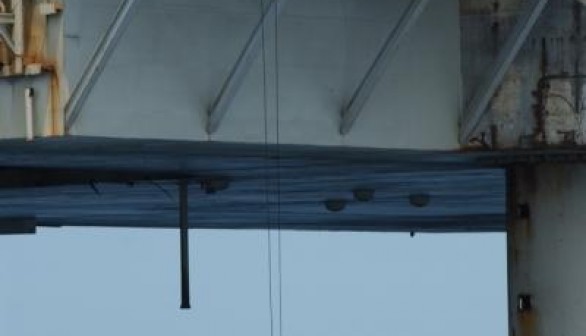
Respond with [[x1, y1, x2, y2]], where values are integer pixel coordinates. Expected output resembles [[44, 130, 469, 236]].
[[5, 1, 586, 335], [0, 0, 462, 149]]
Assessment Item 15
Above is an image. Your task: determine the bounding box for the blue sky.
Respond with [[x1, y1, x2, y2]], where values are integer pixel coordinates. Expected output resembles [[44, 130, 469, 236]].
[[0, 229, 507, 335]]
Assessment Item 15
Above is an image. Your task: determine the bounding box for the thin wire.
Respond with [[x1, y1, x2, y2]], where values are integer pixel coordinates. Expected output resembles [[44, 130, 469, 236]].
[[259, 1, 275, 336], [273, 2, 284, 335]]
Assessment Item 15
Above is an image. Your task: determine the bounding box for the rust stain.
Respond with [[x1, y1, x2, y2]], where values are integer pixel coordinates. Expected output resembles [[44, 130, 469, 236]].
[[0, 41, 7, 75], [518, 310, 537, 336], [50, 67, 63, 136], [24, 0, 46, 65], [532, 38, 550, 144], [0, 0, 8, 75], [40, 61, 63, 136], [0, 0, 66, 136], [508, 167, 537, 336]]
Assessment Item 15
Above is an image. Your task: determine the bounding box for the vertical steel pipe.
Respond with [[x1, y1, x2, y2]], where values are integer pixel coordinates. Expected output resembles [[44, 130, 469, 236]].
[[179, 180, 191, 309]]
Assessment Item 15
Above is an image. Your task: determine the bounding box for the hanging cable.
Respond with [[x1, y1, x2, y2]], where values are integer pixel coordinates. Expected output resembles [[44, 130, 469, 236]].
[[259, 0, 275, 335], [260, 1, 285, 335], [273, 2, 284, 335]]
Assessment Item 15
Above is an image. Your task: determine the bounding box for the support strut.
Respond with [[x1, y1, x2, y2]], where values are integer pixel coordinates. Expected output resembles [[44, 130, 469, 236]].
[[179, 180, 191, 309]]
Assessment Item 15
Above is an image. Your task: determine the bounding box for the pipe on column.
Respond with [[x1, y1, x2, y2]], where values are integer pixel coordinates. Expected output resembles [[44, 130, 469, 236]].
[[25, 87, 34, 141]]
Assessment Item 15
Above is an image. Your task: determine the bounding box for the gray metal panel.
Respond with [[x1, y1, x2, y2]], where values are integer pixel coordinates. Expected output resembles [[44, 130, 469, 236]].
[[56, 0, 462, 150], [64, 0, 142, 131]]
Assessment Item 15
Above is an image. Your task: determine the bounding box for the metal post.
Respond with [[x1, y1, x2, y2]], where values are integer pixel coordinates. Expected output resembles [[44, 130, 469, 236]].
[[11, 0, 23, 74], [179, 180, 191, 309], [508, 164, 586, 336], [25, 87, 34, 141]]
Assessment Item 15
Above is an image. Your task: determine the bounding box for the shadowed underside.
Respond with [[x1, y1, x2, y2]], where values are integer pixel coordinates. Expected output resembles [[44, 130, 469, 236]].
[[0, 137, 506, 233]]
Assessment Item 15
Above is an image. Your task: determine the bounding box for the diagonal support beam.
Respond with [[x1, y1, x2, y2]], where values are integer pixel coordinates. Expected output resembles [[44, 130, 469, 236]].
[[206, 0, 286, 135], [459, 0, 549, 144], [339, 0, 430, 135], [65, 0, 141, 132], [0, 25, 15, 53]]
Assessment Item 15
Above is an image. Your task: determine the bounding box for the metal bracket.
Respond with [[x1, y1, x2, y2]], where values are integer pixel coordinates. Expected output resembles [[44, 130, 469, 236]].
[[339, 0, 430, 135], [64, 0, 142, 132], [0, 25, 15, 53]]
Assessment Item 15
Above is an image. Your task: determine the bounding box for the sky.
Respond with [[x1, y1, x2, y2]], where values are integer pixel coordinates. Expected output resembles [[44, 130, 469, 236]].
[[0, 229, 507, 336]]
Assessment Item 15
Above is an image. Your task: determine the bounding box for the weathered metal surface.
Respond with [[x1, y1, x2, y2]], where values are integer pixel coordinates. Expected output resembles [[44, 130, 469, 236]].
[[461, 0, 586, 150], [0, 0, 65, 137], [460, 0, 549, 144], [508, 164, 586, 336], [5, 0, 586, 151]]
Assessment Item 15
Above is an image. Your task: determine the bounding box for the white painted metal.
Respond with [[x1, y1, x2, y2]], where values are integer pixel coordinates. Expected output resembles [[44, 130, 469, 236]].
[[459, 0, 549, 144], [509, 165, 586, 336], [339, 0, 430, 135], [0, 0, 462, 149], [10, 0, 23, 74], [64, 0, 142, 132], [24, 87, 34, 141], [60, 0, 460, 150]]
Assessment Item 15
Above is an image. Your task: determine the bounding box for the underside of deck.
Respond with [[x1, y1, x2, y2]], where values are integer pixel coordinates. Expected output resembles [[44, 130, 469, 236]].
[[0, 136, 510, 233]]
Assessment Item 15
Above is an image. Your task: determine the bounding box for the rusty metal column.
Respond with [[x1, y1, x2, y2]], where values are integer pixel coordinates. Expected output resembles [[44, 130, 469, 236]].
[[508, 164, 586, 336], [179, 180, 191, 310]]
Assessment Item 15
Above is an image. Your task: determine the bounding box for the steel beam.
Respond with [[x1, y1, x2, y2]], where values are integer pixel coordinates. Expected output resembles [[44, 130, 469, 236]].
[[508, 165, 586, 336], [339, 0, 430, 135], [64, 0, 141, 132], [179, 180, 191, 310], [11, 0, 23, 74], [459, 0, 549, 144], [206, 0, 286, 134], [0, 217, 36, 235], [0, 25, 15, 53]]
